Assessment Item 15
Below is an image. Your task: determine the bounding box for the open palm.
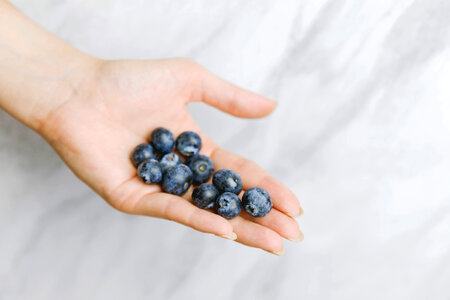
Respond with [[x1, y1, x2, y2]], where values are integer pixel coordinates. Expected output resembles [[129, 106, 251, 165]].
[[40, 58, 303, 254]]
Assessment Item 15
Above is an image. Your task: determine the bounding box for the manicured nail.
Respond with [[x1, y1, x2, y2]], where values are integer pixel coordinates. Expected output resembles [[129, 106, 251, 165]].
[[218, 232, 237, 241], [266, 248, 285, 256], [288, 231, 304, 242]]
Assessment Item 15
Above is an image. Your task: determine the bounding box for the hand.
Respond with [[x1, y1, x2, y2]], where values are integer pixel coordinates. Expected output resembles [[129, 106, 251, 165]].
[[0, 1, 302, 254], [38, 58, 303, 254]]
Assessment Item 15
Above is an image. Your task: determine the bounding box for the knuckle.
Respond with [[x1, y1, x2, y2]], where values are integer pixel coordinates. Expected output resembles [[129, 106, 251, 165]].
[[258, 174, 274, 189], [109, 195, 138, 215], [246, 159, 260, 171], [233, 156, 248, 170], [174, 57, 199, 70], [161, 198, 176, 221]]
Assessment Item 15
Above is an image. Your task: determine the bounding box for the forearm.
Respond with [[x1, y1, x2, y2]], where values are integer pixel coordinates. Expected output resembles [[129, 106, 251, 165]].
[[0, 0, 98, 131]]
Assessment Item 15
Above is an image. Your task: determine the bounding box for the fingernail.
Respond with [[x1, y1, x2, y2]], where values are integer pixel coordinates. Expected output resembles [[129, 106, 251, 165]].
[[266, 248, 285, 256], [218, 232, 237, 241], [288, 231, 304, 242], [290, 207, 303, 217]]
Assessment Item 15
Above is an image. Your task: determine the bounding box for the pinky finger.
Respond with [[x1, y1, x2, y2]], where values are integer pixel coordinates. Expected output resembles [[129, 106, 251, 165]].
[[229, 216, 284, 255], [134, 192, 236, 239]]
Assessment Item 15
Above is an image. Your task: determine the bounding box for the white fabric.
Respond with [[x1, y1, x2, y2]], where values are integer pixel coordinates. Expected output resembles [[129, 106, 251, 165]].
[[1, 1, 449, 299]]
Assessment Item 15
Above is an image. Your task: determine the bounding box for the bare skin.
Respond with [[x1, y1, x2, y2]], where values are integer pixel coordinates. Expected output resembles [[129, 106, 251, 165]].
[[0, 1, 303, 255]]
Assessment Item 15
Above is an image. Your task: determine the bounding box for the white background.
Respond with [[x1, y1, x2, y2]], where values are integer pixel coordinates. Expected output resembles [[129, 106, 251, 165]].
[[1, 0, 449, 299]]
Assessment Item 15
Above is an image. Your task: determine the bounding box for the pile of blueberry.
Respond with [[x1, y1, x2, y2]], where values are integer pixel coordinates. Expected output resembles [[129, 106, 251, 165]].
[[130, 127, 272, 219]]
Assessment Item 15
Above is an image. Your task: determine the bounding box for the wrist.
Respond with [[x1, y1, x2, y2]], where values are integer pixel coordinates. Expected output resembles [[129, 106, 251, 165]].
[[0, 49, 103, 134], [32, 55, 104, 135], [0, 0, 103, 134]]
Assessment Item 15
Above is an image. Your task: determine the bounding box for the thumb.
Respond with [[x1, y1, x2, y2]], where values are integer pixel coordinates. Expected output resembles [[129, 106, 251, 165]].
[[198, 69, 277, 118]]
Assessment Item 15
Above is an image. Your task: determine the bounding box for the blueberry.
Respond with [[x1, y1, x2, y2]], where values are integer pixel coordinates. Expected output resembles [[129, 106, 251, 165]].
[[130, 143, 155, 167], [137, 159, 162, 184], [215, 192, 242, 219], [150, 127, 175, 154], [162, 164, 193, 196], [242, 187, 272, 217], [186, 155, 214, 185], [192, 183, 219, 209], [212, 169, 242, 194], [176, 131, 202, 157], [159, 153, 182, 173]]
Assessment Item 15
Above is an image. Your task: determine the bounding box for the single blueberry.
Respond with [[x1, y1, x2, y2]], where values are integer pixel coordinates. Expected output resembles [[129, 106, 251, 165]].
[[215, 192, 242, 219], [137, 159, 162, 184], [212, 169, 242, 194], [192, 183, 219, 209], [176, 131, 202, 157], [162, 164, 193, 196], [159, 153, 182, 174], [242, 187, 272, 217], [150, 127, 175, 154], [186, 155, 214, 185], [130, 143, 155, 167]]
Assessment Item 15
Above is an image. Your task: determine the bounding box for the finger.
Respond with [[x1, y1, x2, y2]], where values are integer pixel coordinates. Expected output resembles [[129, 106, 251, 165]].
[[211, 148, 303, 217], [240, 207, 304, 242], [198, 69, 277, 118], [134, 192, 235, 239], [229, 216, 284, 255]]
